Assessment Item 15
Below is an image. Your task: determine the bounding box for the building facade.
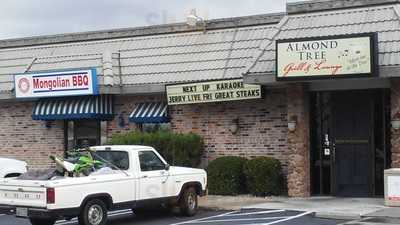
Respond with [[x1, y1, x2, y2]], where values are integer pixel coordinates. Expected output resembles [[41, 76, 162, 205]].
[[1, 0, 400, 198]]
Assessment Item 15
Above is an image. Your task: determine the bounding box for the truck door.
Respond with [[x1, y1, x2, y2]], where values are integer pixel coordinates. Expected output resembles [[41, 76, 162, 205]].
[[138, 151, 169, 200]]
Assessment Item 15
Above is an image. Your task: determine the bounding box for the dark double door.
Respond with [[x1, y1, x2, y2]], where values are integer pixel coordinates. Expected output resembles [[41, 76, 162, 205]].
[[311, 90, 389, 197]]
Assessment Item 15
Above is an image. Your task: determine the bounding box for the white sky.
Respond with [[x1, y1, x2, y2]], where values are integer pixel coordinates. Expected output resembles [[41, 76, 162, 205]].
[[0, 0, 300, 39]]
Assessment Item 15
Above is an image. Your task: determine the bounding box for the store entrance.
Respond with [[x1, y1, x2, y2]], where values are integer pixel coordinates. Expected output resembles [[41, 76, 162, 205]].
[[333, 92, 373, 196], [310, 90, 390, 197]]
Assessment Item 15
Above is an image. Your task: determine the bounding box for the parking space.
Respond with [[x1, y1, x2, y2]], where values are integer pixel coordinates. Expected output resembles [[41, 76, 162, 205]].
[[0, 209, 345, 225], [169, 209, 341, 225], [0, 209, 224, 225]]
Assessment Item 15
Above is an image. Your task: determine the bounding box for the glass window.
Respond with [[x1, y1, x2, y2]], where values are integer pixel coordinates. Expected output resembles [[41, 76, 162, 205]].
[[139, 151, 165, 171], [75, 120, 100, 148], [93, 151, 129, 170], [65, 120, 101, 151], [140, 123, 171, 133]]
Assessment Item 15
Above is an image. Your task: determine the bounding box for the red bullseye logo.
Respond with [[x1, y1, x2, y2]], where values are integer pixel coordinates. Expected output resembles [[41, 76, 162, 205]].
[[18, 77, 30, 94]]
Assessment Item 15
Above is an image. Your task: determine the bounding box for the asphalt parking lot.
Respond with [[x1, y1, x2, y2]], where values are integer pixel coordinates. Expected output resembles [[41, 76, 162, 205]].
[[0, 209, 346, 225]]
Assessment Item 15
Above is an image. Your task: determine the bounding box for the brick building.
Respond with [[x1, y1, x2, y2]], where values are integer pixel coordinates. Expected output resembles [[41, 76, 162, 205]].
[[1, 0, 400, 197]]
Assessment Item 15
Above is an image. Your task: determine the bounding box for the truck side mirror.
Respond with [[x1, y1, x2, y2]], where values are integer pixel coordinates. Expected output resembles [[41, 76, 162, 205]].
[[165, 164, 170, 171]]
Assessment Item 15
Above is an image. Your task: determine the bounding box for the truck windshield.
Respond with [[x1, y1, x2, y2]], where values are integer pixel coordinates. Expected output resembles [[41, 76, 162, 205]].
[[93, 151, 129, 170]]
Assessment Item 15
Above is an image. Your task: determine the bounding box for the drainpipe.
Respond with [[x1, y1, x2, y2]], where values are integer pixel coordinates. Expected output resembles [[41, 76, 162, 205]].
[[117, 51, 123, 88]]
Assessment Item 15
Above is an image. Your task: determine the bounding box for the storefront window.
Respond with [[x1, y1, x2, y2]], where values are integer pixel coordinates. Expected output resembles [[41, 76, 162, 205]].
[[139, 123, 171, 133], [65, 120, 101, 150]]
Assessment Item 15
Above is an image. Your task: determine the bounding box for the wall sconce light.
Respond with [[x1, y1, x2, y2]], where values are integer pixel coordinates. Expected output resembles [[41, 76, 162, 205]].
[[229, 118, 240, 134], [392, 112, 400, 130], [392, 120, 400, 130], [288, 115, 298, 132], [118, 114, 126, 128]]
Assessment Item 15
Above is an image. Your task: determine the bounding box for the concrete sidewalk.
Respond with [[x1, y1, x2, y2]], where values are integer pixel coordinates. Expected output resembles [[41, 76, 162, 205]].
[[363, 207, 400, 219], [199, 195, 391, 220], [340, 208, 400, 225], [198, 195, 269, 211]]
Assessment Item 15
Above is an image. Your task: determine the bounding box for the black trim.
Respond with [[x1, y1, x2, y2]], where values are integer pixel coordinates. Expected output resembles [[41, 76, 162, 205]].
[[112, 200, 136, 210], [178, 182, 205, 199], [80, 193, 113, 209], [275, 33, 379, 81], [0, 205, 80, 220], [133, 196, 178, 209]]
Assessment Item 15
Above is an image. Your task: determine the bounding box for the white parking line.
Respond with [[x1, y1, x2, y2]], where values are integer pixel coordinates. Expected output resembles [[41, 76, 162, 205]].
[[170, 210, 314, 225], [245, 211, 314, 225], [170, 211, 236, 225], [227, 210, 285, 216], [169, 209, 284, 225], [56, 209, 132, 225], [182, 216, 290, 223]]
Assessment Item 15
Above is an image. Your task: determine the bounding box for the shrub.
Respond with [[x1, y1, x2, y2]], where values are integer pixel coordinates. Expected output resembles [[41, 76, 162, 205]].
[[108, 130, 204, 167], [244, 157, 283, 196], [207, 156, 247, 195]]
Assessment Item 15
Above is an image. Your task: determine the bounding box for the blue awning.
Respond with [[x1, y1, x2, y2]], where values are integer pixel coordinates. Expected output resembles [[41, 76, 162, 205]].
[[129, 102, 169, 123], [32, 95, 114, 121]]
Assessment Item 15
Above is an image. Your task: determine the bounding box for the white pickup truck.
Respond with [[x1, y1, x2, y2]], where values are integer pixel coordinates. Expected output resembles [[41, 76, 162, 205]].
[[0, 145, 207, 225]]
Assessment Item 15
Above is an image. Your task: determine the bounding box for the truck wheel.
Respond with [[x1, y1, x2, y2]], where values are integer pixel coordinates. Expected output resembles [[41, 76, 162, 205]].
[[179, 187, 198, 216], [78, 199, 108, 225], [29, 218, 55, 225]]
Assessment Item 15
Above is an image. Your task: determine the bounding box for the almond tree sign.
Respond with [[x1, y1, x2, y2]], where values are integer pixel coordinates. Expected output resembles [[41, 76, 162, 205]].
[[276, 34, 377, 80]]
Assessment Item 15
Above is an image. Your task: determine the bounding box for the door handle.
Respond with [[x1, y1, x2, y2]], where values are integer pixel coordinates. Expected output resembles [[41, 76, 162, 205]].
[[332, 144, 336, 164], [141, 175, 148, 178]]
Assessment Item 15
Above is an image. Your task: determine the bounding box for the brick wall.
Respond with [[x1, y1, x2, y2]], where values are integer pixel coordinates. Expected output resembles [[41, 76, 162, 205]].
[[108, 91, 289, 171], [0, 101, 64, 169], [169, 89, 289, 170], [107, 91, 297, 193], [391, 79, 400, 168], [286, 84, 310, 197]]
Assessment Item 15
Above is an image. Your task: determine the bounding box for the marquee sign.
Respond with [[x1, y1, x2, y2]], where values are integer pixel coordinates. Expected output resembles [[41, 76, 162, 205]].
[[15, 68, 98, 98], [166, 79, 261, 105], [276, 33, 377, 80]]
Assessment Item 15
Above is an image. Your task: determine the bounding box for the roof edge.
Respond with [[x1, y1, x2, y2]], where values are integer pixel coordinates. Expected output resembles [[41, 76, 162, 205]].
[[287, 0, 400, 14], [0, 12, 284, 49]]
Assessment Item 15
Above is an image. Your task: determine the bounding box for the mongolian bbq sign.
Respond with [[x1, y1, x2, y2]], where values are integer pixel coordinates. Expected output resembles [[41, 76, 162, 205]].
[[15, 68, 98, 98], [166, 79, 261, 105], [276, 34, 378, 80]]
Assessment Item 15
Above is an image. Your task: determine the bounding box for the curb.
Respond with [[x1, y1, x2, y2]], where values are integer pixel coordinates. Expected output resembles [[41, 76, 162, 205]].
[[337, 217, 400, 225], [315, 212, 361, 221], [198, 206, 223, 211], [198, 205, 242, 211]]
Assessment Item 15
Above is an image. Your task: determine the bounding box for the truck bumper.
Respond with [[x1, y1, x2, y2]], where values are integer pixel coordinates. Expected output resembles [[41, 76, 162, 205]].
[[0, 205, 79, 219], [0, 205, 13, 215]]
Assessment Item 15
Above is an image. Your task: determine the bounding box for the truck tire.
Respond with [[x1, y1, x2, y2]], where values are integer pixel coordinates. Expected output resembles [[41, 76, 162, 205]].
[[179, 187, 198, 216], [29, 218, 55, 225], [78, 199, 108, 225]]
